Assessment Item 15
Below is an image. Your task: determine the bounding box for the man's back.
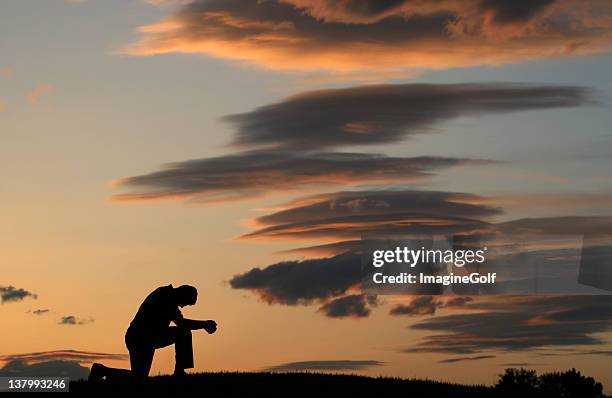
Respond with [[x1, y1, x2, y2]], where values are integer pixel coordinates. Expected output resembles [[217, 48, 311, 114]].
[[129, 285, 182, 338]]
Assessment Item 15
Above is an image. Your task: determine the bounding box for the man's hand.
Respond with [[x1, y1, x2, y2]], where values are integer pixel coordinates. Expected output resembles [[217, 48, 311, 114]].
[[202, 320, 217, 334]]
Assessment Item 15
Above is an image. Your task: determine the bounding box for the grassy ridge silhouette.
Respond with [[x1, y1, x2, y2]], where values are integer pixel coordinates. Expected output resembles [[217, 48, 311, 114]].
[[70, 371, 494, 396]]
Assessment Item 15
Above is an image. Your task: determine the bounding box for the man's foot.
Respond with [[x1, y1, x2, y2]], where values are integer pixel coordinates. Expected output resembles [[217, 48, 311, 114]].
[[88, 363, 106, 382]]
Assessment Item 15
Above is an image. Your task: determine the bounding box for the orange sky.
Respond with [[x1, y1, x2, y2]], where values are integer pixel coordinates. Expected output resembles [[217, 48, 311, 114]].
[[2, 0, 612, 391]]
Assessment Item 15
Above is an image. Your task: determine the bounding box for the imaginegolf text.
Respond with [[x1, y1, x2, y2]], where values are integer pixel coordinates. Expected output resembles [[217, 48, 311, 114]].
[[372, 272, 497, 286]]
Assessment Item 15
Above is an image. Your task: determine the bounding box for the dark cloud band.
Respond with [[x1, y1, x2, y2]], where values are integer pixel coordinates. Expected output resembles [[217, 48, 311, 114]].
[[403, 295, 612, 354], [125, 0, 612, 73], [241, 190, 499, 240], [0, 350, 127, 380], [226, 83, 593, 150], [317, 294, 377, 318], [113, 152, 487, 203], [229, 252, 362, 305]]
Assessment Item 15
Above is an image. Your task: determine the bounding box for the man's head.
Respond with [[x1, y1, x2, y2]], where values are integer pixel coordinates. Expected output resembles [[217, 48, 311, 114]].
[[174, 285, 198, 307]]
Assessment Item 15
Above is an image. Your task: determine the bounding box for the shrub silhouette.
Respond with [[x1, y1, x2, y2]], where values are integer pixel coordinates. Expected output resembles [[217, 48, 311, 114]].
[[538, 368, 603, 398], [495, 368, 539, 393], [496, 368, 605, 398]]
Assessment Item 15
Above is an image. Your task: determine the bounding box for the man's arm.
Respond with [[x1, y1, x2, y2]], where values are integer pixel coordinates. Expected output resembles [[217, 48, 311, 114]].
[[176, 318, 217, 334]]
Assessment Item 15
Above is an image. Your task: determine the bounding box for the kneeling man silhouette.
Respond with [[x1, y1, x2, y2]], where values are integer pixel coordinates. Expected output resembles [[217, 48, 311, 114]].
[[89, 284, 217, 381]]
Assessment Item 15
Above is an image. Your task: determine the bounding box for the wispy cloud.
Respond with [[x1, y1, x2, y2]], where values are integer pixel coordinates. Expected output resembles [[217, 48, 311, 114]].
[[478, 192, 612, 210], [230, 253, 474, 319], [26, 84, 53, 105], [0, 350, 127, 365], [112, 82, 591, 205], [58, 316, 94, 325], [112, 152, 489, 204], [402, 296, 612, 354], [123, 0, 612, 73], [0, 350, 127, 380], [496, 216, 612, 235], [0, 285, 37, 304], [230, 252, 362, 306], [224, 83, 593, 150], [28, 309, 50, 316], [239, 190, 499, 241], [264, 359, 384, 372], [389, 296, 473, 317], [0, 360, 89, 380], [317, 294, 377, 319], [439, 355, 496, 364], [229, 188, 501, 317]]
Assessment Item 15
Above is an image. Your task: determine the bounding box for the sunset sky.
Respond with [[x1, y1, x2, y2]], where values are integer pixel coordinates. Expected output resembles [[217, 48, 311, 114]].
[[2, 0, 612, 389]]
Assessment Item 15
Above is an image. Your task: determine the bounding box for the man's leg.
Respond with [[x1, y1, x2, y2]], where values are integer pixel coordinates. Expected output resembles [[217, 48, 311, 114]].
[[128, 346, 155, 378], [88, 363, 132, 382], [154, 327, 194, 374], [174, 327, 194, 371]]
